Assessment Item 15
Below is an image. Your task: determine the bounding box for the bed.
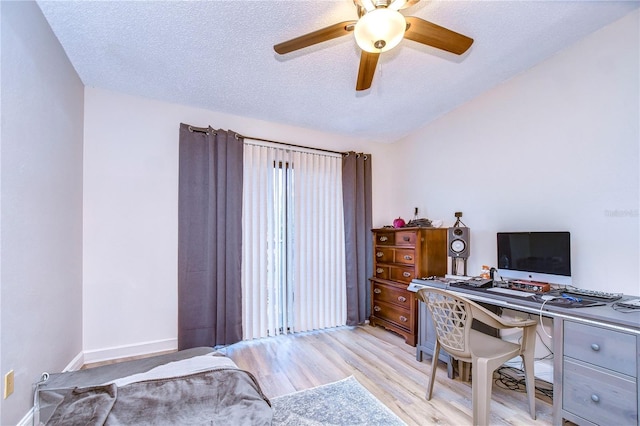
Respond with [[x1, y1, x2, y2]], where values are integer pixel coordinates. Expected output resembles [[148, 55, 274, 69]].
[[36, 347, 272, 425]]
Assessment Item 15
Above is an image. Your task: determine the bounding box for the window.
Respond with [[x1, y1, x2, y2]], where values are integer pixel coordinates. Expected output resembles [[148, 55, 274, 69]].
[[242, 144, 346, 339]]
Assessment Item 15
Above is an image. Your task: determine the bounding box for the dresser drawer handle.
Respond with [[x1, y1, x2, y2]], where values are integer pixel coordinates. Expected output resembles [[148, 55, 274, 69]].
[[376, 268, 383, 274], [399, 315, 408, 322], [374, 288, 382, 294], [403, 255, 412, 260], [398, 296, 407, 302], [402, 272, 411, 278], [379, 236, 388, 242], [403, 236, 410, 242], [376, 252, 383, 258], [591, 394, 600, 403], [374, 305, 381, 312], [590, 343, 600, 352]]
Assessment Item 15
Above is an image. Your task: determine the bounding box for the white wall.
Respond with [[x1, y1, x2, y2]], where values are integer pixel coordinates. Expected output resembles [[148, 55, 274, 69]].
[[82, 87, 392, 359], [381, 10, 639, 294], [0, 2, 84, 424]]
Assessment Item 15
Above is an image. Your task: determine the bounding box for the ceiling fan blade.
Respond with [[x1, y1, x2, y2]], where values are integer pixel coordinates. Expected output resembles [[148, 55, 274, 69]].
[[359, 0, 375, 12], [404, 16, 473, 55], [274, 21, 357, 54], [389, 0, 420, 11], [356, 51, 380, 91]]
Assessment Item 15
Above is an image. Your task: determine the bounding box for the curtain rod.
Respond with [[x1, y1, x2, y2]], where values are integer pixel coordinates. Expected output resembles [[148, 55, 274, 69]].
[[241, 135, 346, 156], [188, 125, 346, 156]]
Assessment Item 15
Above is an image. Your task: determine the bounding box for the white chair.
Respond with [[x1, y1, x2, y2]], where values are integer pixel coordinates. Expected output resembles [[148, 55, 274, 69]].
[[417, 287, 537, 426]]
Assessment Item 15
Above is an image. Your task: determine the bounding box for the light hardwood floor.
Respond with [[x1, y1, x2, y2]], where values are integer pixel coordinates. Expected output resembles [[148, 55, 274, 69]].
[[223, 324, 554, 426]]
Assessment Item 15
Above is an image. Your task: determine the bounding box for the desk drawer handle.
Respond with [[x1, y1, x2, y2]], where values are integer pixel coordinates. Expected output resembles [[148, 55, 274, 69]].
[[403, 255, 413, 260], [376, 268, 383, 274], [397, 296, 407, 302], [399, 315, 408, 322], [402, 272, 411, 278], [376, 252, 383, 258], [379, 236, 388, 242], [403, 236, 410, 242], [374, 305, 381, 312], [374, 288, 382, 294], [591, 394, 600, 403], [590, 343, 600, 352]]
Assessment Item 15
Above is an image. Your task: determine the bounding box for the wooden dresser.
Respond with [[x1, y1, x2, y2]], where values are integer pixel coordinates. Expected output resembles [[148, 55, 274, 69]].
[[369, 227, 447, 346]]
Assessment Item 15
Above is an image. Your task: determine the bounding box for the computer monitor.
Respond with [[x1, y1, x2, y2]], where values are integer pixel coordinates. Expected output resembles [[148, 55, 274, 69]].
[[496, 231, 571, 286]]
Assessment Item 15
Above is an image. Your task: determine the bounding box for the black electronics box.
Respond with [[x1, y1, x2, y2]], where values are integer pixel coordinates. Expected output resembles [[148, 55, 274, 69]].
[[465, 277, 493, 288]]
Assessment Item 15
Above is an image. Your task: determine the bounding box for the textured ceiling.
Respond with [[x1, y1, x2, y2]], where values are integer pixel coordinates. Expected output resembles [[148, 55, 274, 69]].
[[37, 1, 638, 144]]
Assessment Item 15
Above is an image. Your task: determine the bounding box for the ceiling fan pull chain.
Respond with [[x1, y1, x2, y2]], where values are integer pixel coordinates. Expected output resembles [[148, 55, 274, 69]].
[[376, 58, 383, 94]]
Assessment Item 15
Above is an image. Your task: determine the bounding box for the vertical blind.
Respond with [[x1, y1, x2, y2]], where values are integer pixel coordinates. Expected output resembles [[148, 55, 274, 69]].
[[242, 142, 346, 339]]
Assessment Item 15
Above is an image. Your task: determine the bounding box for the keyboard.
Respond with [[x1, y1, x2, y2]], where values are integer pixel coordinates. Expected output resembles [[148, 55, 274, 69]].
[[561, 287, 622, 301], [486, 287, 536, 298]]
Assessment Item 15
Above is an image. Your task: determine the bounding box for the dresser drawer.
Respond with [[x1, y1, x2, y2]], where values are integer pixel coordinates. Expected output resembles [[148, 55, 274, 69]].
[[372, 300, 413, 331], [564, 320, 637, 376], [372, 282, 413, 309], [389, 266, 416, 283], [373, 266, 390, 280], [395, 231, 417, 246], [374, 247, 415, 265], [394, 249, 415, 265], [374, 247, 394, 263], [563, 358, 637, 425], [374, 232, 395, 246], [373, 266, 417, 285]]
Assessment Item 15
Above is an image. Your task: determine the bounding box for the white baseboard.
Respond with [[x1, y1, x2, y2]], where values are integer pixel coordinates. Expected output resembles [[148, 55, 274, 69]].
[[17, 408, 34, 426], [63, 351, 85, 372], [18, 340, 177, 425], [83, 338, 178, 364], [18, 353, 84, 426]]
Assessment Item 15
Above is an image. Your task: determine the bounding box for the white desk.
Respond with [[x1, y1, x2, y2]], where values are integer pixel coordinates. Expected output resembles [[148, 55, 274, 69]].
[[409, 278, 640, 426]]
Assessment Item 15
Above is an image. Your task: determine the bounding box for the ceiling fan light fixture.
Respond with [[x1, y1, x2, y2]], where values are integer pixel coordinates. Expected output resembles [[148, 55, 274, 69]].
[[354, 8, 406, 53]]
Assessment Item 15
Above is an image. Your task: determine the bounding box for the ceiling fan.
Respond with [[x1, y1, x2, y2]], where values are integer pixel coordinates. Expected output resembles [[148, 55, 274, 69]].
[[274, 0, 473, 91]]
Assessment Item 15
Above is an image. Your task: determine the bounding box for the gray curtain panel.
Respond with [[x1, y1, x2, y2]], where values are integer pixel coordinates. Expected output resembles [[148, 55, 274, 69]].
[[342, 152, 373, 325], [178, 123, 244, 349]]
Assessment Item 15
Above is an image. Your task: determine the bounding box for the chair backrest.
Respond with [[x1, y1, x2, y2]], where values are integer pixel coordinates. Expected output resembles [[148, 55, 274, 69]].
[[418, 288, 474, 359]]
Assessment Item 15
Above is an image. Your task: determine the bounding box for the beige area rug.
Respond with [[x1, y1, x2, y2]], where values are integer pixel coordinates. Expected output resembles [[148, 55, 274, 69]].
[[271, 376, 406, 425]]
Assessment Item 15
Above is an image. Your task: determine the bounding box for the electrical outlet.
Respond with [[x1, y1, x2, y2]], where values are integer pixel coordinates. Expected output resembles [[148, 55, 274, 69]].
[[4, 370, 14, 399]]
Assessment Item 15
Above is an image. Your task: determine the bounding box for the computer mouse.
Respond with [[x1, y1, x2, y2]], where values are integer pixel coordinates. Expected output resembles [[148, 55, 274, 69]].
[[541, 295, 556, 301]]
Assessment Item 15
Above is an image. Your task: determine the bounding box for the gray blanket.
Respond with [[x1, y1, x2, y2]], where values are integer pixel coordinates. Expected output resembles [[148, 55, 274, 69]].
[[45, 368, 272, 426]]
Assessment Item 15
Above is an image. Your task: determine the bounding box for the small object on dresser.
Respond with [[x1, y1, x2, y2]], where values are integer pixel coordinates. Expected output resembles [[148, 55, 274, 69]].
[[393, 217, 406, 228], [406, 218, 432, 227]]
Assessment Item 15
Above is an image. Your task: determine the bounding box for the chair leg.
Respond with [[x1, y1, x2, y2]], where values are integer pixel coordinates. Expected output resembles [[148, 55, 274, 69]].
[[472, 358, 493, 426], [522, 354, 536, 420], [426, 341, 440, 400], [459, 360, 471, 382]]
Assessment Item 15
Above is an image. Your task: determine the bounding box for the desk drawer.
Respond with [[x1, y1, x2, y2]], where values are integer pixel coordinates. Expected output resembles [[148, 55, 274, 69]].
[[564, 321, 636, 376], [563, 358, 637, 425]]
